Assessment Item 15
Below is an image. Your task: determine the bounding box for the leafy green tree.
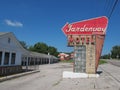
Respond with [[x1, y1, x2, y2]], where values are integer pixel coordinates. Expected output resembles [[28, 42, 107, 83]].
[[29, 46, 35, 51], [48, 46, 59, 57], [34, 42, 48, 54], [101, 54, 110, 59], [28, 42, 59, 57], [111, 45, 120, 59], [19, 41, 28, 49]]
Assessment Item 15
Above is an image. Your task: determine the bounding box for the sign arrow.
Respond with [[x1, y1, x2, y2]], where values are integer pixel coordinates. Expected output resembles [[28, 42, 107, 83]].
[[62, 16, 108, 35]]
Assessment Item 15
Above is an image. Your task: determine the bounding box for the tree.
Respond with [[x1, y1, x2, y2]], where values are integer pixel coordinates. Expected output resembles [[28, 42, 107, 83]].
[[19, 41, 28, 49], [48, 46, 59, 57], [28, 42, 59, 57], [33, 42, 48, 54], [101, 54, 110, 59], [111, 45, 120, 59], [29, 46, 35, 51]]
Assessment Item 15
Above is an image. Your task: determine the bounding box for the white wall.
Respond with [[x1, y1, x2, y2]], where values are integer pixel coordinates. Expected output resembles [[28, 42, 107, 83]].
[[0, 33, 23, 66], [15, 52, 22, 65]]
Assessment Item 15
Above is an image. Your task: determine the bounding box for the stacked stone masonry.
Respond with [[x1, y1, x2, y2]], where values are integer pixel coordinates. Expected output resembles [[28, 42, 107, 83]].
[[86, 44, 96, 74], [69, 35, 96, 74]]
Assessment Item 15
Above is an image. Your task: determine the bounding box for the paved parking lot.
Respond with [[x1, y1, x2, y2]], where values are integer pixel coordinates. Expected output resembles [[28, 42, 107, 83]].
[[0, 62, 120, 90]]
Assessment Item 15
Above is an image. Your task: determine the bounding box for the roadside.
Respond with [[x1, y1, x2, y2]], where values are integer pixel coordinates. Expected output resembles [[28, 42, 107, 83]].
[[0, 62, 120, 90], [0, 59, 107, 82], [60, 59, 108, 65], [0, 70, 40, 82], [105, 59, 120, 67]]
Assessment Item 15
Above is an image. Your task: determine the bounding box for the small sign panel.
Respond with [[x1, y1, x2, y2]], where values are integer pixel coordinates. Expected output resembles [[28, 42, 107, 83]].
[[67, 35, 96, 46]]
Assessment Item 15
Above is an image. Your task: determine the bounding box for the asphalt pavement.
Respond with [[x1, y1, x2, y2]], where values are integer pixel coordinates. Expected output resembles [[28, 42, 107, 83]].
[[0, 62, 120, 90], [106, 59, 120, 67]]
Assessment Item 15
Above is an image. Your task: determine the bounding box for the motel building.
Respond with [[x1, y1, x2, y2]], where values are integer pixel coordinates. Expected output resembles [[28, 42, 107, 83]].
[[0, 32, 58, 76]]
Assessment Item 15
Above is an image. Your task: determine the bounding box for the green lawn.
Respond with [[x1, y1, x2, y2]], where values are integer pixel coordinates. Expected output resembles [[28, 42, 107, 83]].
[[99, 59, 107, 65], [60, 59, 107, 65]]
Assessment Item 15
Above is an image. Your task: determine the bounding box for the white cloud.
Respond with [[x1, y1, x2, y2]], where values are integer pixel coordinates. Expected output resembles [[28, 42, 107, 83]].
[[4, 19, 23, 27]]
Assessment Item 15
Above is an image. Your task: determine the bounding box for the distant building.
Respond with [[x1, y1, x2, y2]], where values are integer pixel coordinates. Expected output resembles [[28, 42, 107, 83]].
[[0, 32, 58, 75], [70, 52, 74, 59], [58, 53, 70, 60]]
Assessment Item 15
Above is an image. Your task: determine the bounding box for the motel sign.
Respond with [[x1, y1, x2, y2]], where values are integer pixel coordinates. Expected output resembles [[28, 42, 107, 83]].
[[62, 16, 108, 73]]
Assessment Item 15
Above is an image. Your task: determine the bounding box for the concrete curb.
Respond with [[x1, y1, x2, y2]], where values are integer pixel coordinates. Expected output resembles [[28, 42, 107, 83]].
[[63, 71, 99, 78], [0, 70, 40, 82]]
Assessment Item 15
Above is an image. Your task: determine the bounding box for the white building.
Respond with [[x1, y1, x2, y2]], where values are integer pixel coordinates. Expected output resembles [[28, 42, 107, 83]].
[[0, 32, 27, 66], [0, 32, 58, 75]]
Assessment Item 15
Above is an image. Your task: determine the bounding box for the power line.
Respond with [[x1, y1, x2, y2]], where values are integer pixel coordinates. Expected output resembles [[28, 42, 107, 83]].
[[108, 0, 119, 19], [106, 0, 114, 17], [104, 0, 110, 16]]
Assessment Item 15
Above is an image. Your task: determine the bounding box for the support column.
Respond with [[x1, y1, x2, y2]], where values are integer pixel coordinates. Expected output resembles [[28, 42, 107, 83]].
[[86, 44, 96, 74], [9, 52, 12, 66], [26, 57, 28, 70], [1, 51, 5, 66], [49, 58, 51, 64]]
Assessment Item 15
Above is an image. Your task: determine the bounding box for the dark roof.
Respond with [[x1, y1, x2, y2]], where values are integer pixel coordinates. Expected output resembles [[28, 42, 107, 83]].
[[29, 51, 58, 59]]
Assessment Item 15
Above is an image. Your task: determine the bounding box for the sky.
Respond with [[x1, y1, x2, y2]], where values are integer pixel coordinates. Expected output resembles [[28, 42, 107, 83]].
[[0, 0, 120, 54]]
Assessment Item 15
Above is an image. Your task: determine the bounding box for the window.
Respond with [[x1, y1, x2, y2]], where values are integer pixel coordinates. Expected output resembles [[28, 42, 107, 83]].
[[8, 38, 11, 43], [11, 53, 16, 64], [4, 52, 9, 65], [0, 52, 2, 65]]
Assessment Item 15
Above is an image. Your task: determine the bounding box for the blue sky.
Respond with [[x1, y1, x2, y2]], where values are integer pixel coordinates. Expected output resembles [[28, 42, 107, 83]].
[[0, 0, 120, 54]]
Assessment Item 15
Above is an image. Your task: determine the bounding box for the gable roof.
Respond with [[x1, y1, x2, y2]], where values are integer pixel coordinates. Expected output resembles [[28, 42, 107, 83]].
[[0, 32, 9, 36], [0, 32, 58, 59], [0, 32, 28, 54]]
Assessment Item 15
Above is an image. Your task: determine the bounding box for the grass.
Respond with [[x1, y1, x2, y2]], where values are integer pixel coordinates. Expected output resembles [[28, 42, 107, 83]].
[[60, 59, 107, 65], [99, 59, 107, 65]]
